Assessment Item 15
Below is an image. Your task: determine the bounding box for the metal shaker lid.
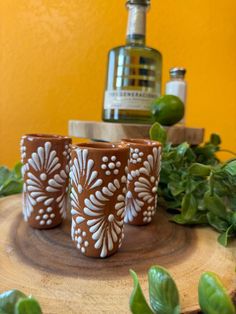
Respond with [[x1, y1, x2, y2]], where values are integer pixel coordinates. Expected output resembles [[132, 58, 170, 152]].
[[170, 67, 186, 78], [126, 0, 150, 6]]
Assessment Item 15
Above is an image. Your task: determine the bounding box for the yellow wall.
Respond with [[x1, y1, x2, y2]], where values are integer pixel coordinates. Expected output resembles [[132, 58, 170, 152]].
[[1, 0, 236, 167]]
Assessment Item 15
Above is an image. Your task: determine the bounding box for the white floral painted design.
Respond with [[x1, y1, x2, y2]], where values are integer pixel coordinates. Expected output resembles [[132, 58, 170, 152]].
[[28, 142, 61, 177], [70, 149, 103, 193], [21, 140, 70, 223], [21, 163, 29, 178], [47, 170, 68, 193], [139, 147, 161, 177], [20, 138, 27, 163], [35, 207, 56, 226], [56, 191, 68, 219], [123, 146, 161, 224], [143, 205, 156, 223], [70, 185, 85, 237], [135, 176, 158, 204], [63, 144, 71, 162], [130, 148, 144, 164], [23, 183, 35, 221], [74, 229, 89, 254], [135, 147, 160, 203], [124, 191, 144, 223], [84, 178, 126, 258], [101, 155, 122, 176], [26, 172, 53, 205]]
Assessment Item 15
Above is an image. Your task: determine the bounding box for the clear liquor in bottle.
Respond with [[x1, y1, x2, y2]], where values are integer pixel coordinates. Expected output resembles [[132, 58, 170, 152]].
[[103, 0, 162, 124]]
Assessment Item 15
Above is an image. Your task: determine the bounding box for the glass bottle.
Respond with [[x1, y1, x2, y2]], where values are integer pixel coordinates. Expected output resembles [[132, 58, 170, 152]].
[[103, 0, 162, 124]]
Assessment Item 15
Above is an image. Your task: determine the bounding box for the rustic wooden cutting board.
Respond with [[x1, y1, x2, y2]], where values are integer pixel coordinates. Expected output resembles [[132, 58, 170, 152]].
[[68, 120, 204, 145], [0, 195, 235, 314]]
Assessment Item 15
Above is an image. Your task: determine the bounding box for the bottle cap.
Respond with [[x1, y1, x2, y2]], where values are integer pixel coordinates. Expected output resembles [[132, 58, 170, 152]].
[[170, 67, 186, 79], [126, 0, 150, 6]]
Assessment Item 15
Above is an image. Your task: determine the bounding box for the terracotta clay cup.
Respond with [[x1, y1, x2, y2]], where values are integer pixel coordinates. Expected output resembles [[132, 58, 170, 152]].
[[121, 139, 162, 226], [20, 134, 72, 229], [70, 142, 130, 258]]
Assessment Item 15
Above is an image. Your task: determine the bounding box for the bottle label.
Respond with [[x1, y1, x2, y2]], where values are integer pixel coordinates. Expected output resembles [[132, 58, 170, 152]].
[[104, 90, 158, 111]]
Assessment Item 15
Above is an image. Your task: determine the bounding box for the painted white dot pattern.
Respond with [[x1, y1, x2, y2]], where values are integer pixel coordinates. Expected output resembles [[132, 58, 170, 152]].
[[101, 155, 122, 176], [130, 147, 144, 164], [143, 206, 156, 223], [36, 208, 56, 226], [74, 228, 89, 254]]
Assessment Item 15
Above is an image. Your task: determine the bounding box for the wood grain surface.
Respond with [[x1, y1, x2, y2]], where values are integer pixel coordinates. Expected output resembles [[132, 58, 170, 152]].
[[68, 120, 205, 145], [0, 195, 235, 314]]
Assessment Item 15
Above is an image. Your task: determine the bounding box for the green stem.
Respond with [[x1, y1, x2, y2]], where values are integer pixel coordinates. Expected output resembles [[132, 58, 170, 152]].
[[219, 149, 236, 156], [209, 172, 215, 196]]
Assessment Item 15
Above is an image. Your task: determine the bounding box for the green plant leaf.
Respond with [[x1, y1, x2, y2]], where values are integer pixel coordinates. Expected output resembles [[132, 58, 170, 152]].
[[207, 212, 229, 233], [224, 160, 236, 176], [0, 290, 26, 314], [189, 163, 211, 177], [129, 270, 153, 314], [176, 142, 189, 158], [204, 192, 227, 220], [181, 193, 198, 220], [0, 167, 11, 186], [218, 225, 235, 247], [198, 272, 236, 314], [12, 163, 23, 180], [171, 211, 208, 225], [148, 266, 180, 314], [15, 297, 42, 314], [168, 181, 185, 197], [0, 180, 23, 197], [232, 212, 236, 229], [149, 123, 167, 145], [210, 134, 221, 146]]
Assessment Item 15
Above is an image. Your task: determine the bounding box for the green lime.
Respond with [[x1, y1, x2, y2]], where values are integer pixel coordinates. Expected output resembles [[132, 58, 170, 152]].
[[151, 95, 185, 126]]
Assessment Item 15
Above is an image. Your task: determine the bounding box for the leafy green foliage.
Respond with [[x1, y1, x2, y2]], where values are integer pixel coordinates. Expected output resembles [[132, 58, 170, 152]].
[[149, 123, 167, 145], [150, 123, 236, 246], [0, 290, 42, 314], [15, 298, 42, 314], [130, 270, 153, 314], [0, 163, 23, 197], [198, 272, 236, 314], [129, 267, 235, 314], [130, 267, 180, 314], [148, 266, 180, 314], [0, 290, 26, 314]]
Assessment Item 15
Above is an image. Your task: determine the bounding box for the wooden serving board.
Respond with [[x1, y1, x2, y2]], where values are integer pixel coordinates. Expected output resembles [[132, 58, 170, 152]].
[[68, 120, 205, 145], [0, 195, 235, 314]]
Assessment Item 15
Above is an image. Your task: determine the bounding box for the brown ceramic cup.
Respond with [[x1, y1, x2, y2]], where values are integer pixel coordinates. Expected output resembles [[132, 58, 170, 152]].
[[70, 142, 130, 258], [121, 139, 162, 226], [20, 134, 72, 229]]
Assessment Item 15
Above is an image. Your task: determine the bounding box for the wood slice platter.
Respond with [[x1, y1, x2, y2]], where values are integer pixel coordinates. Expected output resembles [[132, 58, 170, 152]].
[[0, 195, 235, 314], [68, 120, 205, 145]]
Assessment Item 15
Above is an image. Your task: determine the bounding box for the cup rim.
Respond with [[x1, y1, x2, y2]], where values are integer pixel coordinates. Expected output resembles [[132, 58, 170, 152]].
[[72, 142, 130, 152], [121, 138, 162, 147], [22, 134, 71, 141]]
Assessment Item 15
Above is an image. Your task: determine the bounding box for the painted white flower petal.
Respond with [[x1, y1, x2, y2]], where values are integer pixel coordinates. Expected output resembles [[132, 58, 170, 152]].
[[90, 194, 103, 206], [76, 216, 85, 224], [90, 178, 103, 190], [84, 207, 101, 217], [100, 239, 108, 258]]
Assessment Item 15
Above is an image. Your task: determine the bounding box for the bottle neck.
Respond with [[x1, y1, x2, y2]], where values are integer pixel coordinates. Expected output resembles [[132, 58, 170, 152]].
[[126, 5, 148, 45]]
